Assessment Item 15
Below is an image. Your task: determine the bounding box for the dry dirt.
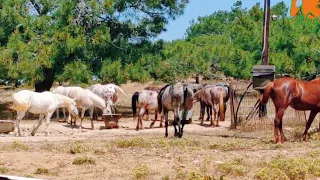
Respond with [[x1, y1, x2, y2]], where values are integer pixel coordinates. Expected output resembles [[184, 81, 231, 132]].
[[0, 82, 320, 180]]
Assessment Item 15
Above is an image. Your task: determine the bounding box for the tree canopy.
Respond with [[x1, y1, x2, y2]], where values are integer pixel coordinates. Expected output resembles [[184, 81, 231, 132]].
[[0, 0, 319, 89]]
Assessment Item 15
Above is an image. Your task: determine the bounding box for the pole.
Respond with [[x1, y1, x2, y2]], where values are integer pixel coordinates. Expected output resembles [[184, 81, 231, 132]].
[[259, 0, 270, 117], [261, 0, 270, 65]]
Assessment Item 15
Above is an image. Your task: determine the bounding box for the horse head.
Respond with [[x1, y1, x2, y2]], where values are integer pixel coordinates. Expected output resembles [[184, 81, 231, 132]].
[[67, 99, 79, 117], [102, 105, 112, 115]]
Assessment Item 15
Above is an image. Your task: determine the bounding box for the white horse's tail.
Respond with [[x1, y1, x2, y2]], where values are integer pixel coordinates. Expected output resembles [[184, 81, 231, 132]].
[[114, 85, 129, 98]]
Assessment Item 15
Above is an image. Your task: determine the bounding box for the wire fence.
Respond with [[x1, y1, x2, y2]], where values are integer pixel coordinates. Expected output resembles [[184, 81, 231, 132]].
[[229, 80, 320, 132]]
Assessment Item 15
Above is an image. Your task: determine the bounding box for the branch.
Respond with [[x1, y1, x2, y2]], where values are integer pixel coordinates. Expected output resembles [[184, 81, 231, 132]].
[[30, 0, 41, 15], [107, 41, 125, 51]]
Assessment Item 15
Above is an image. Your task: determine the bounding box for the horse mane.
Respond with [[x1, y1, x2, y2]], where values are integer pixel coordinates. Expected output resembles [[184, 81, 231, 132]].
[[158, 83, 174, 113]]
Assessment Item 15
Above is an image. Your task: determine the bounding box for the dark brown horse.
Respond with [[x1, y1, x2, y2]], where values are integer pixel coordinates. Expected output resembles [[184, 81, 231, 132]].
[[260, 76, 320, 143]]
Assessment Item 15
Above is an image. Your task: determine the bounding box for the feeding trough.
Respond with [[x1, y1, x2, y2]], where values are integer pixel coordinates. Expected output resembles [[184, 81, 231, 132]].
[[101, 114, 122, 129], [0, 120, 15, 134]]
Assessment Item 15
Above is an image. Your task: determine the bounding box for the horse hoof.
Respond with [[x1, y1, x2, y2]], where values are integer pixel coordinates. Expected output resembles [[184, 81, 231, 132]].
[[160, 125, 163, 128], [135, 128, 139, 131]]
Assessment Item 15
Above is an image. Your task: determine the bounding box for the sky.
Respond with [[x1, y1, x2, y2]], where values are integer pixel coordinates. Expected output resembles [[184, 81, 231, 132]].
[[156, 0, 294, 41]]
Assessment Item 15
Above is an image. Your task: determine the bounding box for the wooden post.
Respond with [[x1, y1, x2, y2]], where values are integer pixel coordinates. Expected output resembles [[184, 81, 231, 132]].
[[258, 0, 271, 117]]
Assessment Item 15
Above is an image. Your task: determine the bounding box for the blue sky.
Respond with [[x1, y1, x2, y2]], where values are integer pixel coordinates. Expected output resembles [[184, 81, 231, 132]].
[[156, 0, 293, 41]]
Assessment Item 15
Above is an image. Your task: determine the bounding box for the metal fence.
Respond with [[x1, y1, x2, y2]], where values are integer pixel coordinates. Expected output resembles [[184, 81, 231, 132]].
[[229, 80, 320, 132]]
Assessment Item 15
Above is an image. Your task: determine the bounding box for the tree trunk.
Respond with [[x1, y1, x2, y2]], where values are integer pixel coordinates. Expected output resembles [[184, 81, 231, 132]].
[[195, 74, 200, 84], [34, 68, 55, 92]]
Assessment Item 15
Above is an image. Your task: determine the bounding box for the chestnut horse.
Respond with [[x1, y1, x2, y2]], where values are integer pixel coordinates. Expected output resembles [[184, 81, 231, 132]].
[[260, 76, 320, 143]]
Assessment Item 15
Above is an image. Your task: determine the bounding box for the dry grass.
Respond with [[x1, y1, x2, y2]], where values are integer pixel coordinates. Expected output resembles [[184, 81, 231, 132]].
[[131, 163, 150, 179], [72, 156, 96, 165]]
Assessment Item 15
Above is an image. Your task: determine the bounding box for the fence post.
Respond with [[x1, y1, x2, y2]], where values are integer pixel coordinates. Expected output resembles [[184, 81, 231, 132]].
[[229, 80, 237, 129]]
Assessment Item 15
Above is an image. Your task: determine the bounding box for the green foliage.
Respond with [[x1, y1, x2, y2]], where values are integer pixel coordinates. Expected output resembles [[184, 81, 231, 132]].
[[56, 61, 92, 85], [101, 59, 127, 84]]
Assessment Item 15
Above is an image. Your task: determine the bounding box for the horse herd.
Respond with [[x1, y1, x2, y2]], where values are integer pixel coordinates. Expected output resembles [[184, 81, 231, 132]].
[[8, 82, 230, 138]]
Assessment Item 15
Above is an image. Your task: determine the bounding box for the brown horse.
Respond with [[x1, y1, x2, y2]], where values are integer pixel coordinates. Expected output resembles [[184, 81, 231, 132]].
[[197, 85, 228, 127], [260, 76, 320, 143]]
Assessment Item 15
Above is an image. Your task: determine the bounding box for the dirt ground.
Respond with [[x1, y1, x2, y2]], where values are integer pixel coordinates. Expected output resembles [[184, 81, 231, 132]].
[[0, 82, 320, 180]]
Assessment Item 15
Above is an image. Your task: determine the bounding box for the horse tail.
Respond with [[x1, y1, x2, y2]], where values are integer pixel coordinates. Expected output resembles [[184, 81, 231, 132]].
[[158, 83, 172, 113], [132, 92, 139, 119], [260, 82, 274, 105], [219, 93, 225, 122], [183, 85, 188, 106]]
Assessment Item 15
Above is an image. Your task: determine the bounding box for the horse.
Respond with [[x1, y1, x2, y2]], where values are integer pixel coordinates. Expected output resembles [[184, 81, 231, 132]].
[[88, 83, 128, 112], [259, 76, 320, 143], [53, 86, 111, 131], [9, 90, 79, 136], [142, 85, 164, 121], [197, 85, 229, 127], [132, 90, 164, 130], [158, 83, 202, 138]]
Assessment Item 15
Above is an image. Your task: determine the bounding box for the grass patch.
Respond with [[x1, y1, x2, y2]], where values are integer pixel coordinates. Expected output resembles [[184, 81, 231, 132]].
[[72, 156, 96, 165], [161, 175, 170, 180], [216, 158, 247, 176], [34, 167, 49, 175], [188, 172, 224, 180], [113, 138, 151, 148], [255, 157, 320, 180], [93, 148, 106, 155], [11, 141, 29, 150], [0, 167, 9, 173], [131, 163, 150, 179], [70, 143, 88, 154]]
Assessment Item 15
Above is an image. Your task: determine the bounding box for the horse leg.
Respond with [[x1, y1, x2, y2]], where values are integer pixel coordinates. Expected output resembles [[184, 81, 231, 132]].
[[173, 105, 180, 137], [150, 110, 157, 128], [136, 107, 140, 130], [159, 112, 164, 128], [302, 110, 318, 141], [79, 107, 86, 132], [14, 111, 26, 137], [139, 108, 145, 129], [55, 108, 59, 121], [200, 102, 205, 125], [273, 108, 286, 143], [44, 111, 54, 136], [89, 106, 94, 130], [31, 114, 44, 136], [164, 109, 169, 137], [145, 109, 149, 121], [212, 105, 217, 127], [62, 108, 67, 122], [180, 109, 188, 138], [66, 107, 71, 124], [206, 105, 210, 121], [200, 101, 205, 124]]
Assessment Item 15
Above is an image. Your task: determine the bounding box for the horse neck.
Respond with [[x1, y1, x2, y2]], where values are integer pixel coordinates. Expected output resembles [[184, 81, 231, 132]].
[[56, 95, 72, 108], [90, 93, 106, 109]]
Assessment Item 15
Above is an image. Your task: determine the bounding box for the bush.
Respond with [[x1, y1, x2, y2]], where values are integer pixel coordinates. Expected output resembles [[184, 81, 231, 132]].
[[100, 58, 127, 84], [56, 61, 92, 85]]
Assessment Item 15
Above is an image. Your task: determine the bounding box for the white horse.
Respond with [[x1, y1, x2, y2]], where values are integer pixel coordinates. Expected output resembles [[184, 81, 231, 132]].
[[53, 86, 111, 131], [10, 90, 79, 136]]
